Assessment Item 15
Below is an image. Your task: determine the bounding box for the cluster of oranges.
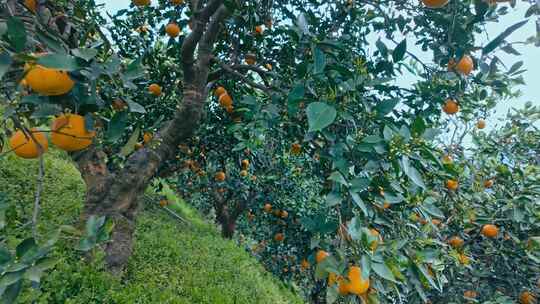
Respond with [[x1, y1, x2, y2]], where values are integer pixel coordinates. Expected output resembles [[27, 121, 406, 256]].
[[10, 59, 96, 159], [316, 250, 370, 296], [214, 86, 234, 114]]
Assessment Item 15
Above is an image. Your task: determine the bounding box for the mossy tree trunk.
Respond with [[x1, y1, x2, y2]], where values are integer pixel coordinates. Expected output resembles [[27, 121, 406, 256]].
[[71, 2, 231, 272]]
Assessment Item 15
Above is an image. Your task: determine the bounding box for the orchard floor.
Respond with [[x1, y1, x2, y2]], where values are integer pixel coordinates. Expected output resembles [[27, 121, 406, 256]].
[[0, 150, 303, 304]]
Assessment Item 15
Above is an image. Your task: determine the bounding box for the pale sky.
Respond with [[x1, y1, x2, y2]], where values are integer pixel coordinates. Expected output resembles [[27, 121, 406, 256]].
[[97, 0, 539, 125]]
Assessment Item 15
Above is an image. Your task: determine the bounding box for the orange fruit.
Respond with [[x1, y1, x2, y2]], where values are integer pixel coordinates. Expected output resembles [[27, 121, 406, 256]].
[[143, 132, 153, 144], [214, 171, 226, 182], [442, 154, 453, 164], [344, 266, 370, 295], [316, 250, 329, 263], [165, 23, 181, 38], [51, 114, 95, 152], [300, 259, 310, 270], [241, 159, 249, 169], [280, 210, 288, 218], [219, 93, 233, 107], [443, 99, 459, 115], [159, 199, 168, 207], [369, 229, 382, 251], [291, 142, 301, 155], [240, 170, 248, 177], [245, 53, 256, 65], [149, 83, 162, 96], [263, 203, 272, 213], [24, 62, 74, 96], [481, 224, 499, 238], [254, 25, 264, 35], [519, 291, 537, 304], [476, 119, 486, 129], [265, 63, 273, 70], [274, 233, 284, 242], [133, 0, 151, 6], [448, 236, 464, 248], [484, 179, 494, 188], [456, 55, 474, 76], [214, 86, 227, 97], [24, 0, 37, 13], [9, 128, 48, 159], [446, 179, 459, 191], [170, 0, 183, 5], [463, 290, 478, 299], [422, 0, 449, 8], [225, 105, 234, 114]]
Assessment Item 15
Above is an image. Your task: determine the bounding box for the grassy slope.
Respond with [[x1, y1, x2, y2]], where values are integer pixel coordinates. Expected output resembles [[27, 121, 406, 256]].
[[0, 151, 303, 304]]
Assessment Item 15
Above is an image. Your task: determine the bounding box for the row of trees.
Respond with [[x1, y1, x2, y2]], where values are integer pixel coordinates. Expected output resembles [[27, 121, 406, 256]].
[[0, 0, 539, 303]]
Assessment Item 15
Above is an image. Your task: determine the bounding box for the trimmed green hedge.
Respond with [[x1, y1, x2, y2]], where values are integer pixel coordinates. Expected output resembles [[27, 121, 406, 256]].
[[0, 151, 303, 304]]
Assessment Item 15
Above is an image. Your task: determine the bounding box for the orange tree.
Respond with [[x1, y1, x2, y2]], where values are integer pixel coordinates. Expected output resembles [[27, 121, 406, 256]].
[[0, 0, 539, 303]]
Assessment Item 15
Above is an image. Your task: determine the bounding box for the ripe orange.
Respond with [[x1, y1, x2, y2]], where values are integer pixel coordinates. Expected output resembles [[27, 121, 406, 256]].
[[51, 114, 95, 152], [24, 63, 74, 96], [254, 25, 264, 35], [448, 236, 464, 248], [166, 23, 181, 38], [291, 142, 301, 155], [214, 86, 227, 97], [9, 129, 48, 159], [476, 119, 486, 129], [24, 0, 37, 13], [133, 0, 151, 6], [519, 291, 536, 304], [245, 54, 256, 65], [170, 0, 184, 5], [263, 203, 272, 213], [219, 93, 233, 107], [274, 233, 285, 242], [481, 224, 499, 238], [143, 131, 153, 144], [422, 0, 449, 8], [446, 179, 459, 191], [463, 290, 478, 299], [241, 159, 249, 169], [149, 83, 162, 96], [483, 179, 494, 188], [214, 171, 226, 182], [159, 199, 168, 207], [344, 266, 370, 295], [300, 259, 310, 270], [240, 170, 248, 177], [442, 154, 453, 164], [456, 55, 474, 76], [443, 99, 459, 115], [316, 250, 329, 263]]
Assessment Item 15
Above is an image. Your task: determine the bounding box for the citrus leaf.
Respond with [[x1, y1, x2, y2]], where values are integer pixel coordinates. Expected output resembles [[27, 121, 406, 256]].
[[313, 46, 326, 74], [392, 39, 407, 62], [37, 54, 79, 71], [7, 17, 26, 52], [306, 102, 336, 132], [0, 53, 12, 80], [482, 20, 528, 55]]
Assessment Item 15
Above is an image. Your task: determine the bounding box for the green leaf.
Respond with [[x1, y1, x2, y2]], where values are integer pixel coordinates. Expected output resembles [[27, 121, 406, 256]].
[[15, 238, 37, 259], [23, 258, 57, 283], [351, 191, 368, 216], [106, 111, 128, 141], [0, 246, 11, 267], [0, 281, 22, 304], [392, 39, 407, 62], [401, 156, 426, 189], [362, 135, 383, 144], [350, 177, 370, 192], [328, 171, 347, 185], [375, 99, 399, 116], [0, 271, 23, 289], [7, 17, 26, 52], [85, 215, 106, 237], [120, 127, 141, 157], [373, 261, 397, 282], [482, 20, 528, 55], [306, 102, 337, 132], [72, 48, 98, 61], [0, 53, 12, 80], [325, 192, 342, 207], [288, 84, 305, 102], [37, 54, 79, 71], [508, 61, 523, 74], [313, 46, 326, 74], [126, 99, 146, 113]]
